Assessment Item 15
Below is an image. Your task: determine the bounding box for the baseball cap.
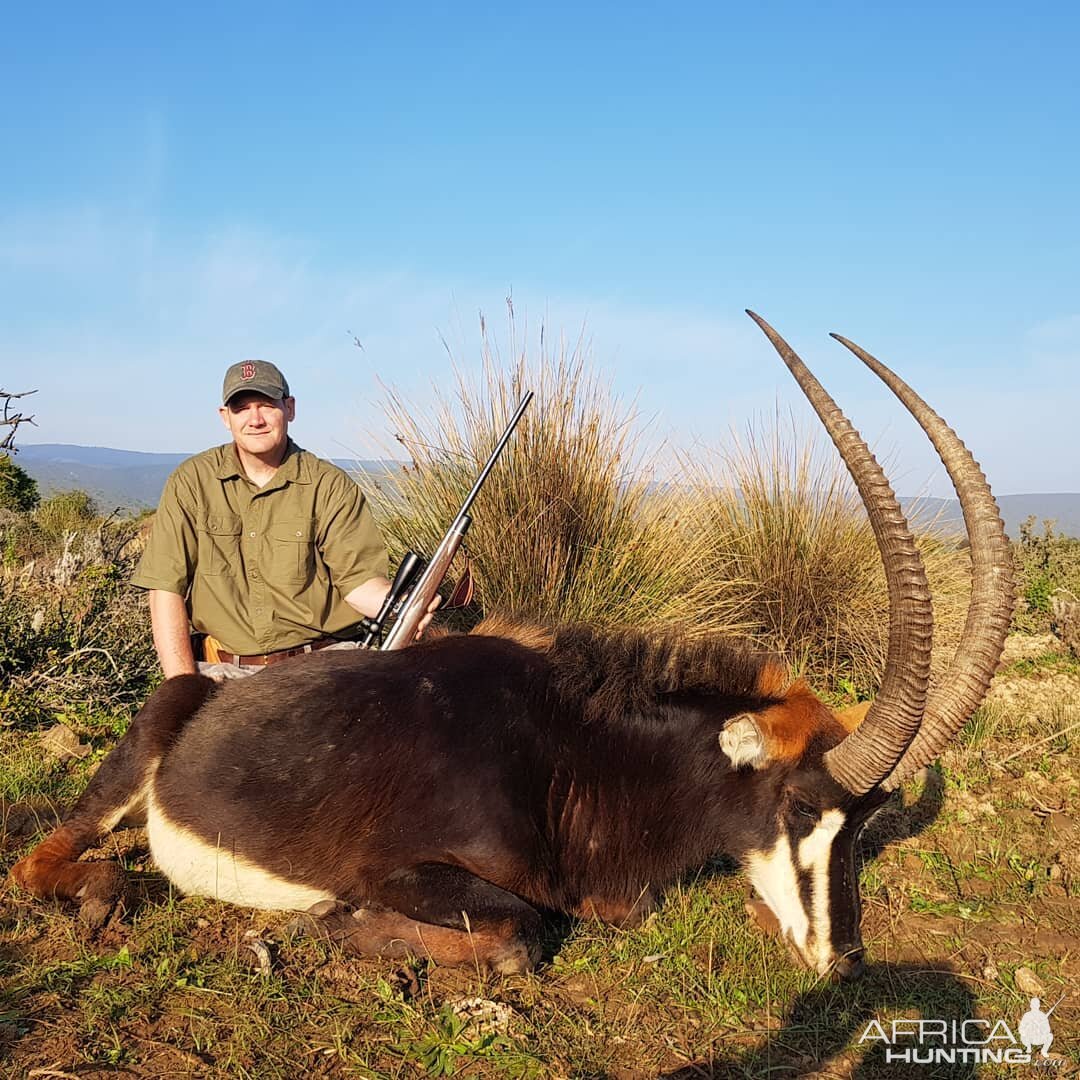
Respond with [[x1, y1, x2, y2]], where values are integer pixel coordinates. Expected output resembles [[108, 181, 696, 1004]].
[[222, 360, 291, 405]]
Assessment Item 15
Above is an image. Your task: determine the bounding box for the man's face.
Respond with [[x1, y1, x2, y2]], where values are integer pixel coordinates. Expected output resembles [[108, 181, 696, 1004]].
[[219, 392, 295, 458]]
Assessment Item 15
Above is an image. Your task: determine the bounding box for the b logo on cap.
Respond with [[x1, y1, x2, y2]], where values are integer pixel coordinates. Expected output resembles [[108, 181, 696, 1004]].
[[240, 362, 256, 381]]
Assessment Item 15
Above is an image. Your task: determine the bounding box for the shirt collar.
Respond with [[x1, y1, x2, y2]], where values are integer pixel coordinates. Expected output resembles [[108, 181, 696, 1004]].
[[214, 439, 310, 486]]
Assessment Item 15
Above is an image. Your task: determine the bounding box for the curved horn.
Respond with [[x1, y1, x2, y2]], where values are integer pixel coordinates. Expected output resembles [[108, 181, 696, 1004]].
[[746, 312, 933, 794], [829, 333, 1015, 790]]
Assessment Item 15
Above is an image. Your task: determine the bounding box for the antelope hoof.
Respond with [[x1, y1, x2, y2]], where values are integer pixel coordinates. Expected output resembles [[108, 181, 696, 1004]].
[[76, 864, 130, 929]]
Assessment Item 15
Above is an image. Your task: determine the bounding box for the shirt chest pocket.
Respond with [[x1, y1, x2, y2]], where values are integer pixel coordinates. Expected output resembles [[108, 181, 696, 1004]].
[[270, 519, 318, 583], [196, 514, 243, 576]]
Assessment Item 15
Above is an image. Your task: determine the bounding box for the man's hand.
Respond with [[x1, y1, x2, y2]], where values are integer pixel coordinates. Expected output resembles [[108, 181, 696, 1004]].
[[416, 593, 442, 638], [148, 590, 198, 678]]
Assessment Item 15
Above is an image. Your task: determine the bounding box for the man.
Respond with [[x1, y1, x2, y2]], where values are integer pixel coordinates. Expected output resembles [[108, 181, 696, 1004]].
[[133, 360, 407, 679]]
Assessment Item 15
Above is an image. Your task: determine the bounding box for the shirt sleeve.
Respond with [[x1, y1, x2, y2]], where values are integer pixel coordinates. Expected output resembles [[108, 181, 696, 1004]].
[[317, 472, 390, 596], [130, 471, 198, 595]]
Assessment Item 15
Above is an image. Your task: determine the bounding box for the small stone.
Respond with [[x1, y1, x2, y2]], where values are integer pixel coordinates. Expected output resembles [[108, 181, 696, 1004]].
[[196, 918, 210, 929], [1, 797, 63, 838], [902, 853, 924, 875], [1014, 966, 1046, 997], [447, 996, 517, 1038], [983, 961, 999, 982], [40, 723, 92, 762], [0, 1020, 23, 1041]]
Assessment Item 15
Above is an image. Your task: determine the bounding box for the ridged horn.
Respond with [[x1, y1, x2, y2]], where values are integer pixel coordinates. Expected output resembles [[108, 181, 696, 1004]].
[[829, 333, 1015, 790], [746, 311, 934, 794]]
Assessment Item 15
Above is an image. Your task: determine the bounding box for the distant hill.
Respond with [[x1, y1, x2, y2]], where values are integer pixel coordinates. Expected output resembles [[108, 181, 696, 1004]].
[[13, 444, 1080, 538], [902, 495, 1080, 540], [15, 444, 393, 511]]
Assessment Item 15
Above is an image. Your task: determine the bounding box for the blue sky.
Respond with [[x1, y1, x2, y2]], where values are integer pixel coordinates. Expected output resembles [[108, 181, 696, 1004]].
[[2, 2, 1077, 495]]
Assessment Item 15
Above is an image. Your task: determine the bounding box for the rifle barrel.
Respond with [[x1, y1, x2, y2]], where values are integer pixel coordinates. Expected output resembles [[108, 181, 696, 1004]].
[[452, 391, 533, 527]]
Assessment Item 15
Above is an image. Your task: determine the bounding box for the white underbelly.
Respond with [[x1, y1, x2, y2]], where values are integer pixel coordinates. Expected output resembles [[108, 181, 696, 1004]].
[[146, 794, 334, 911]]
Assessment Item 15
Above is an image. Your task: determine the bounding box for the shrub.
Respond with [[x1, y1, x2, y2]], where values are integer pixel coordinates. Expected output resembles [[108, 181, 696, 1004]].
[[1013, 517, 1080, 634], [35, 489, 99, 540], [0, 453, 39, 513], [0, 503, 156, 728]]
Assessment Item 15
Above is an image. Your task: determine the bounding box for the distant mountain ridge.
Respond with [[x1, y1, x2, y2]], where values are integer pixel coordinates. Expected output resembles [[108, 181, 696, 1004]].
[[13, 443, 1080, 538], [15, 443, 393, 511]]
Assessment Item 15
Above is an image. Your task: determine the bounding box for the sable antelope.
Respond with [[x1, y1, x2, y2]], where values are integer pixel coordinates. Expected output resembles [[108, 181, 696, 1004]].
[[10, 313, 1014, 979]]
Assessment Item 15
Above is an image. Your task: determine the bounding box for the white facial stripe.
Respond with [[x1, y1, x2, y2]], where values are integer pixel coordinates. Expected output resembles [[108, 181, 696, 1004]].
[[746, 808, 847, 975], [147, 792, 333, 911], [798, 808, 846, 970], [745, 835, 809, 957]]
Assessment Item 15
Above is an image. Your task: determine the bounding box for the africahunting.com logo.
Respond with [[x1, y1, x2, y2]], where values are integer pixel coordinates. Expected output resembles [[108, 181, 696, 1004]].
[[860, 996, 1065, 1067]]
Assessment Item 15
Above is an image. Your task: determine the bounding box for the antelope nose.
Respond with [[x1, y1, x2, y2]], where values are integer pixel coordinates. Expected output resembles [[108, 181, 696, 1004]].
[[834, 950, 865, 980]]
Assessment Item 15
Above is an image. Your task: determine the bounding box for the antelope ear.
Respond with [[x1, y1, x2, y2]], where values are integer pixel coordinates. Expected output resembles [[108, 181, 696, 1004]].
[[834, 700, 873, 734], [719, 713, 768, 769]]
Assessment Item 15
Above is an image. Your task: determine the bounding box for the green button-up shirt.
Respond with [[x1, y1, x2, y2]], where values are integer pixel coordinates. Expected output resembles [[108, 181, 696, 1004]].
[[131, 440, 388, 655]]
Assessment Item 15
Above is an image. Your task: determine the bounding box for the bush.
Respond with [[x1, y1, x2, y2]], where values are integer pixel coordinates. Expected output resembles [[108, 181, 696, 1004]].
[[1013, 517, 1080, 634], [0, 453, 39, 513], [0, 502, 157, 728], [362, 322, 702, 629], [35, 489, 99, 540]]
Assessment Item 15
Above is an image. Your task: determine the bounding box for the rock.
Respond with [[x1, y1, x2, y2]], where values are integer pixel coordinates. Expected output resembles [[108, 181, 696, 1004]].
[[447, 996, 518, 1039], [902, 852, 925, 876], [1014, 966, 1046, 997], [40, 723, 92, 762]]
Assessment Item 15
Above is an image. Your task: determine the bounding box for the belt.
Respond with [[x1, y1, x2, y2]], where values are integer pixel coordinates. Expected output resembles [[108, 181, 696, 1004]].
[[215, 638, 338, 667]]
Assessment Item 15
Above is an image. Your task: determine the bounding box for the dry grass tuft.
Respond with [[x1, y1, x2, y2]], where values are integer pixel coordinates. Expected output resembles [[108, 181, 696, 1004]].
[[362, 317, 700, 628], [681, 416, 970, 697]]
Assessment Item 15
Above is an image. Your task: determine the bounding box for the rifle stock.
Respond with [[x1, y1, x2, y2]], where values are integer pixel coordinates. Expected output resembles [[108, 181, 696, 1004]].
[[380, 517, 470, 651]]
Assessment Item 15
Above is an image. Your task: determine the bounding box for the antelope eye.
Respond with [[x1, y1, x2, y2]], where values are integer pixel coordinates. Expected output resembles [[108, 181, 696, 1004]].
[[792, 799, 817, 820]]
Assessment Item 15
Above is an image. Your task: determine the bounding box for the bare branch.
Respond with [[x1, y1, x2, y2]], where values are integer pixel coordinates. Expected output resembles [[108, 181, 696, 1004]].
[[1, 389, 38, 452]]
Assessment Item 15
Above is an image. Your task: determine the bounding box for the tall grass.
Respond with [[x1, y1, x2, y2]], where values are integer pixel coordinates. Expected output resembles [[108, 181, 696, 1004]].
[[363, 321, 701, 627], [362, 318, 971, 697], [681, 416, 970, 697]]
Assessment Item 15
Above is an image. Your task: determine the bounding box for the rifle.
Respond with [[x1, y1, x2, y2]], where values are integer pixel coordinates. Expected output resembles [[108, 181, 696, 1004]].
[[358, 391, 533, 650]]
